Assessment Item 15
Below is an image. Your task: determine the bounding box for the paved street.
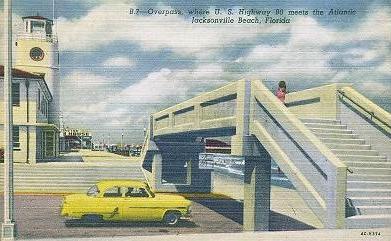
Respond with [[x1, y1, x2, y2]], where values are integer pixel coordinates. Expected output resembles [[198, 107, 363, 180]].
[[0, 193, 319, 240]]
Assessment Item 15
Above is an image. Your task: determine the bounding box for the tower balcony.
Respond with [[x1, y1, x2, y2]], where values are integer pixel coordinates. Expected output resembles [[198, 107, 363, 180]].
[[17, 33, 58, 43]]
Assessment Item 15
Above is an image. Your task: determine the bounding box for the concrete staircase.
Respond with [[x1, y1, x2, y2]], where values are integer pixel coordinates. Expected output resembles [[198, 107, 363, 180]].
[[302, 118, 391, 228], [0, 163, 144, 193]]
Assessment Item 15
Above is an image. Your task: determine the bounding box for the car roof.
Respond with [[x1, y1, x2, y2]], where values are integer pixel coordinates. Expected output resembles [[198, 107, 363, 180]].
[[96, 179, 149, 190]]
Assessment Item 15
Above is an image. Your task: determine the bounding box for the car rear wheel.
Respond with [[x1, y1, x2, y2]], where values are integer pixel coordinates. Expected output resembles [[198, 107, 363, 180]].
[[163, 211, 180, 226]]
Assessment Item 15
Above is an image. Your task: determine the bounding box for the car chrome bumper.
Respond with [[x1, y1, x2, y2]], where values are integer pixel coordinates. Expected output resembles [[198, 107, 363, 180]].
[[180, 214, 192, 220]]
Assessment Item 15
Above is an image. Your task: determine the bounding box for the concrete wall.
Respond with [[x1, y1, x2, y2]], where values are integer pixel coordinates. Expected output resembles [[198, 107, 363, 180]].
[[153, 82, 238, 137], [286, 84, 347, 120], [338, 88, 391, 159], [212, 171, 244, 200]]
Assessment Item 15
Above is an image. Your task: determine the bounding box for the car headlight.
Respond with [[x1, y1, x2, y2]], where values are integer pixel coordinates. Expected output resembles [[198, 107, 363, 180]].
[[187, 205, 192, 214]]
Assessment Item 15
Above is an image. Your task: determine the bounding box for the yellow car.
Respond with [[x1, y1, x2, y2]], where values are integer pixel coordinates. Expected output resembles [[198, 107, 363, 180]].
[[61, 179, 192, 225]]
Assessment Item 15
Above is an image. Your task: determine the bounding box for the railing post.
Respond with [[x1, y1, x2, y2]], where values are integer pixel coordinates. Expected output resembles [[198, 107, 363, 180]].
[[231, 79, 251, 156], [326, 165, 347, 228], [194, 103, 201, 129], [168, 113, 174, 128]]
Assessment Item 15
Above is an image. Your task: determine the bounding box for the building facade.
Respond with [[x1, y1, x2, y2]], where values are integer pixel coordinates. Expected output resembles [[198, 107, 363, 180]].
[[60, 128, 92, 151], [0, 67, 58, 163]]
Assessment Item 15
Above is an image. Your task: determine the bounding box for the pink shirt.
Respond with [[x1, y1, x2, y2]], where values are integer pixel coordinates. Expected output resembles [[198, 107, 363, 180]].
[[276, 88, 286, 103]]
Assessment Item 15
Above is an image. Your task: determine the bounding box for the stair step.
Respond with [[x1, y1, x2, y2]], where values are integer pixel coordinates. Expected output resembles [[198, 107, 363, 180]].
[[346, 161, 391, 168], [304, 123, 348, 130], [300, 118, 340, 125], [310, 128, 352, 135], [346, 214, 391, 228], [356, 206, 391, 215], [326, 143, 371, 150], [316, 133, 359, 139], [332, 149, 379, 156], [348, 181, 391, 189], [321, 138, 365, 145], [348, 174, 391, 182], [350, 197, 391, 206], [348, 189, 391, 198], [348, 167, 391, 175], [337, 155, 387, 162]]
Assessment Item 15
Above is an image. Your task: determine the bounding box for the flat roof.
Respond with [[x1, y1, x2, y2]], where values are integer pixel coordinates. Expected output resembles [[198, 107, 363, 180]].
[[0, 65, 43, 79], [0, 65, 53, 100], [22, 15, 53, 22]]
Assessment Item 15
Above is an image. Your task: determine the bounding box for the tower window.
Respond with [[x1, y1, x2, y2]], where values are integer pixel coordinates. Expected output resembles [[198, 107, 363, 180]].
[[12, 83, 20, 107], [31, 21, 45, 32]]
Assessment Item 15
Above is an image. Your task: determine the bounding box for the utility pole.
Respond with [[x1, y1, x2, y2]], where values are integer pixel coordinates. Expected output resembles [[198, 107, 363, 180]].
[[121, 132, 124, 148], [2, 0, 16, 240]]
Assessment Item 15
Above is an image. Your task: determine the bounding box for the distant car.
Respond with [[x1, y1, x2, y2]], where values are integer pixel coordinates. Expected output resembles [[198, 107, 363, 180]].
[[61, 180, 192, 225]]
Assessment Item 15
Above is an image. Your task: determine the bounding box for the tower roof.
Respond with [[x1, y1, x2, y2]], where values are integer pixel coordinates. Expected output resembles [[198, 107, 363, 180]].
[[22, 15, 53, 22]]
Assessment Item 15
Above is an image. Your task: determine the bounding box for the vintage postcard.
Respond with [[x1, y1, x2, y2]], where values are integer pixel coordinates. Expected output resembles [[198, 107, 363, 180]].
[[0, 0, 390, 240]]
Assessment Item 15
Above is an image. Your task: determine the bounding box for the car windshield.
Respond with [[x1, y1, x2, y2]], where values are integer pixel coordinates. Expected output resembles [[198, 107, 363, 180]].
[[87, 185, 100, 196]]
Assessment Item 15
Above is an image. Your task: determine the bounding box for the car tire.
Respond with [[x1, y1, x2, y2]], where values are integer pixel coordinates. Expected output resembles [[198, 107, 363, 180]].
[[163, 211, 180, 226], [81, 214, 103, 223]]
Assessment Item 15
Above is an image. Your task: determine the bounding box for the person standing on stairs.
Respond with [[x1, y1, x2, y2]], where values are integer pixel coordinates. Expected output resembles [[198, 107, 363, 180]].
[[276, 80, 287, 105]]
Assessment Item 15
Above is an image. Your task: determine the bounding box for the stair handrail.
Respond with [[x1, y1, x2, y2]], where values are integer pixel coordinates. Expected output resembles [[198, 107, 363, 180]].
[[338, 87, 391, 132], [250, 80, 347, 228]]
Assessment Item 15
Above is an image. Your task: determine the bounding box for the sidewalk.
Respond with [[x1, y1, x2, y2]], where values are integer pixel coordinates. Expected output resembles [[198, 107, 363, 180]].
[[78, 149, 140, 164], [17, 228, 390, 241]]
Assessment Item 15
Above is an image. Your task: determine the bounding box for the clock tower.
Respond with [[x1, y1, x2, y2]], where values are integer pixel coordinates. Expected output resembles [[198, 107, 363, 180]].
[[15, 15, 60, 126]]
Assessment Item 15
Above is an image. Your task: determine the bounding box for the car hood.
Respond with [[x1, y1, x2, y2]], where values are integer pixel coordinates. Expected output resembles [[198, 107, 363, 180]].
[[64, 193, 88, 202]]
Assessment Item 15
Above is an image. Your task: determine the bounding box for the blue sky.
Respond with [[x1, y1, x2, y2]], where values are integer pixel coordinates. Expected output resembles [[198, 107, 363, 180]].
[[1, 0, 390, 143]]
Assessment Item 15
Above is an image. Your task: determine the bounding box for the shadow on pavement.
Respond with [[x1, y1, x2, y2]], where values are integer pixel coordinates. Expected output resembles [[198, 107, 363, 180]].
[[194, 199, 316, 231], [38, 155, 83, 163], [65, 220, 197, 228]]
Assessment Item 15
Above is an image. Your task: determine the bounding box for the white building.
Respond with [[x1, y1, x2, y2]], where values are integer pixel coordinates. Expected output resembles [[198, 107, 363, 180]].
[[0, 15, 60, 163], [0, 66, 57, 163]]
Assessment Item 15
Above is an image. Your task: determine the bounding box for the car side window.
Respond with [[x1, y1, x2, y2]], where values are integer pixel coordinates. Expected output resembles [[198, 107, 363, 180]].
[[125, 187, 149, 198], [103, 186, 122, 197]]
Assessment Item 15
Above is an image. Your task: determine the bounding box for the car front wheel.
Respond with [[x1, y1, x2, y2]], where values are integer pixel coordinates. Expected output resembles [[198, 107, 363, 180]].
[[163, 211, 180, 226]]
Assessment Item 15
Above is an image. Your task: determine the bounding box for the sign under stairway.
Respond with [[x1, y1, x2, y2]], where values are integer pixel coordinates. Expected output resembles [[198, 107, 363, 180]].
[[0, 163, 144, 193], [302, 118, 391, 228]]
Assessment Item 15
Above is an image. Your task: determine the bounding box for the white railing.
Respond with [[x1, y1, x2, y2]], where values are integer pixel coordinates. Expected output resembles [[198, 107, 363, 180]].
[[17, 33, 58, 43]]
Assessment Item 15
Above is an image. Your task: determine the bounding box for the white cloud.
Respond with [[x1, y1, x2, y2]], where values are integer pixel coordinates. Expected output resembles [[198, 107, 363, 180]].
[[56, 3, 289, 54], [102, 56, 135, 67], [63, 70, 116, 87], [359, 81, 391, 97], [237, 8, 391, 82], [238, 17, 335, 80]]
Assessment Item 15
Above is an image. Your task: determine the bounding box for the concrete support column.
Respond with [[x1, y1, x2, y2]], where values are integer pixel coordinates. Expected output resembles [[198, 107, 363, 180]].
[[243, 151, 271, 231]]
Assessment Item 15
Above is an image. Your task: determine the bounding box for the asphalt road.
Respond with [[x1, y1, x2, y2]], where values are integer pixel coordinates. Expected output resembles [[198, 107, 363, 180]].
[[0, 194, 315, 240]]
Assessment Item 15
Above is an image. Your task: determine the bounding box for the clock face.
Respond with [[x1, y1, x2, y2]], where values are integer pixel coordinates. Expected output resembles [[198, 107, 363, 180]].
[[30, 47, 44, 61]]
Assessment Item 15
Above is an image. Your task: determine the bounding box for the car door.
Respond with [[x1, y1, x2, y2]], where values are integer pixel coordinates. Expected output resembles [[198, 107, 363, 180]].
[[121, 186, 160, 221], [96, 186, 122, 221]]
